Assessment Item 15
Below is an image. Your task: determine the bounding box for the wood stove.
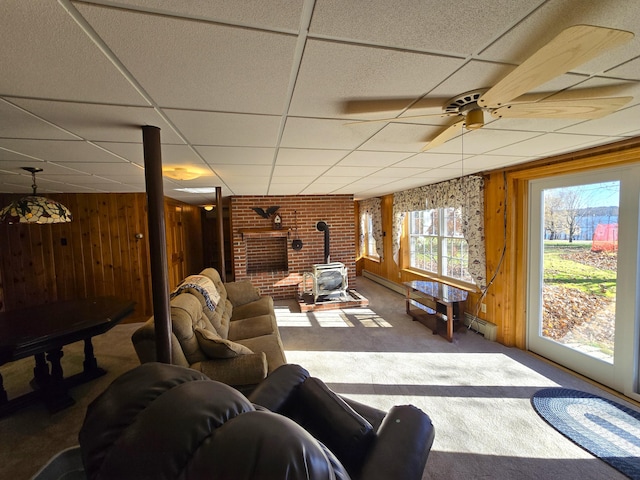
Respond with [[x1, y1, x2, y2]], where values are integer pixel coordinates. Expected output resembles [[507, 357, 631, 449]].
[[304, 262, 348, 303]]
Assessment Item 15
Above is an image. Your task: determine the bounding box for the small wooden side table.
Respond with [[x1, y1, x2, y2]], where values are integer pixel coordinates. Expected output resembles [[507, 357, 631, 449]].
[[403, 281, 468, 342]]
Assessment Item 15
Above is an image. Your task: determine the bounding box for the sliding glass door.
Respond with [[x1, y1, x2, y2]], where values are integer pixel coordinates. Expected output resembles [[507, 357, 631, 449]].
[[528, 165, 640, 398]]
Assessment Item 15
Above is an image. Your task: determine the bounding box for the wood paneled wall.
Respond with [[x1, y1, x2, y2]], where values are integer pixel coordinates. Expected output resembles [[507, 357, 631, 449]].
[[0, 193, 203, 321]]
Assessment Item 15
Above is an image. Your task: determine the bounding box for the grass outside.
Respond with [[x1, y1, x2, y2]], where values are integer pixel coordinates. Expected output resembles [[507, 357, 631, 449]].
[[542, 241, 617, 358], [543, 241, 616, 298]]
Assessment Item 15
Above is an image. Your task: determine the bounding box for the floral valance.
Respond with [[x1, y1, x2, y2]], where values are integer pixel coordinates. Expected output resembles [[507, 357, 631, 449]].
[[358, 197, 383, 259], [392, 176, 487, 290]]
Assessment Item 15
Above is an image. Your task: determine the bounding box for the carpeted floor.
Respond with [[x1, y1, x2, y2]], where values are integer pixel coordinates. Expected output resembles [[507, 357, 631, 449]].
[[0, 276, 635, 479]]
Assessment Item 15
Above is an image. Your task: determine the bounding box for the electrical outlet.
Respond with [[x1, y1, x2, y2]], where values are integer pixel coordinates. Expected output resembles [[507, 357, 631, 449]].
[[481, 303, 487, 313], [397, 272, 401, 279]]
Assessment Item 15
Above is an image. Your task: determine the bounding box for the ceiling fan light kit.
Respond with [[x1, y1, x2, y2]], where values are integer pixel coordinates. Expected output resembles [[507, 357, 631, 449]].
[[354, 24, 634, 152]]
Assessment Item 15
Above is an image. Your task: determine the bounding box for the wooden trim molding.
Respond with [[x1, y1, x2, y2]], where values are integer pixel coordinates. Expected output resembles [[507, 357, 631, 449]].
[[485, 137, 640, 348]]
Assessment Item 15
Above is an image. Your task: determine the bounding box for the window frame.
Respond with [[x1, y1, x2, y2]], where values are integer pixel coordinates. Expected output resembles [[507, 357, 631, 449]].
[[360, 210, 380, 261], [405, 207, 475, 288]]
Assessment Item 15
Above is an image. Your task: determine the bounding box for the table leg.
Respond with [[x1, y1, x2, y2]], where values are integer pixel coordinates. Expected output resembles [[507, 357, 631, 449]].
[[44, 348, 75, 412], [446, 304, 454, 342], [405, 287, 411, 315], [0, 372, 7, 403], [83, 338, 98, 373], [32, 352, 51, 389]]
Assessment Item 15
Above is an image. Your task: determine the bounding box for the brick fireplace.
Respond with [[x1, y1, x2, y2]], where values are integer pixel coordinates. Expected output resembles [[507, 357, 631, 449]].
[[230, 195, 355, 300]]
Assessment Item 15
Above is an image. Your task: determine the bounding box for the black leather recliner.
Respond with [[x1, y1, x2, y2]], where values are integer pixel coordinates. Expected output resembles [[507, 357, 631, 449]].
[[79, 362, 435, 480]]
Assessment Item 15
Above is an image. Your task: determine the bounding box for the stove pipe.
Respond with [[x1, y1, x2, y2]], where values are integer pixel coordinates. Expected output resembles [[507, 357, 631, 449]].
[[316, 221, 330, 264]]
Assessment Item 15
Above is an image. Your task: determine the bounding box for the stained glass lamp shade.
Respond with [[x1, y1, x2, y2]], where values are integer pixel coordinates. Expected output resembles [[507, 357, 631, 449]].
[[0, 168, 72, 224]]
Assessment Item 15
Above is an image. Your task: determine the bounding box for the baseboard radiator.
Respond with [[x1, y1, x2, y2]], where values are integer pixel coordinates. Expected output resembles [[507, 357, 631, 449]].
[[463, 313, 497, 341], [362, 269, 497, 341], [362, 270, 407, 295]]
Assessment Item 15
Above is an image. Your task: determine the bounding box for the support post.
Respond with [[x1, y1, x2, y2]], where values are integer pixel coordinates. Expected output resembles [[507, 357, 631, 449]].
[[142, 126, 171, 364], [216, 186, 226, 282]]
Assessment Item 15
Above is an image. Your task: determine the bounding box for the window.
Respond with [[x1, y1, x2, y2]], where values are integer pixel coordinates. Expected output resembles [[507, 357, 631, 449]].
[[360, 211, 380, 260], [408, 208, 473, 284]]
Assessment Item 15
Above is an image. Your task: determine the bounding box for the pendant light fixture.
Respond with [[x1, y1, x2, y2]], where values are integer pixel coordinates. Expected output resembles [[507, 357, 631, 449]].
[[0, 167, 72, 224]]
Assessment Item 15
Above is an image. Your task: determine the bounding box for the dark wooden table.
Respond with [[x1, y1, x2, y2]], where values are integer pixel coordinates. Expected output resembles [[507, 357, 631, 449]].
[[403, 281, 468, 342], [0, 296, 135, 416]]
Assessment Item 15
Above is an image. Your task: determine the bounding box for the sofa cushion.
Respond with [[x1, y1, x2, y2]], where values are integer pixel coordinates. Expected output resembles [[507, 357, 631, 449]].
[[235, 334, 287, 373], [195, 327, 254, 359], [231, 296, 273, 321], [228, 314, 274, 341]]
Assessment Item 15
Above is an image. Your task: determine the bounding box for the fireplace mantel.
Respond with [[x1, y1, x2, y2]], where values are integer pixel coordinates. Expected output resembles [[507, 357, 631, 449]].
[[239, 228, 290, 240]]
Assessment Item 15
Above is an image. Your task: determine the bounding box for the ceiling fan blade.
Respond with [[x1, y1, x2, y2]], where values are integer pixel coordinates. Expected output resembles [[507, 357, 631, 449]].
[[478, 25, 634, 108], [421, 120, 465, 151], [346, 112, 459, 125], [491, 96, 633, 119]]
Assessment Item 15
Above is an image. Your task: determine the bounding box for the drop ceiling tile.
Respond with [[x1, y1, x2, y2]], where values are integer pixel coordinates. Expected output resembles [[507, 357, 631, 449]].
[[358, 123, 443, 152], [214, 165, 272, 178], [460, 155, 531, 173], [166, 110, 281, 147], [9, 99, 184, 144], [55, 161, 142, 176], [78, 4, 298, 113], [289, 39, 464, 118], [491, 132, 611, 157], [429, 128, 544, 155], [0, 2, 146, 104], [396, 153, 460, 169], [280, 118, 382, 150], [197, 146, 275, 165], [272, 165, 328, 177], [224, 181, 269, 195], [267, 184, 305, 195], [96, 143, 208, 167], [310, 0, 543, 55], [479, 0, 640, 75], [43, 174, 122, 185], [87, 184, 146, 193], [337, 151, 412, 167], [0, 139, 126, 164], [276, 148, 349, 166], [107, 0, 304, 30], [0, 100, 78, 140], [559, 104, 640, 136], [325, 165, 381, 177]]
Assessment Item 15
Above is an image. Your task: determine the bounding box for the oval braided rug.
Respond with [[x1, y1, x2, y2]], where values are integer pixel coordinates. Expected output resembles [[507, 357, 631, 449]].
[[532, 388, 640, 479]]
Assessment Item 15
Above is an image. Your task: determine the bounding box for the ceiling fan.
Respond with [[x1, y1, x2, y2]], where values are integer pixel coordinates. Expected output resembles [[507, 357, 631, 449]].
[[347, 25, 634, 151]]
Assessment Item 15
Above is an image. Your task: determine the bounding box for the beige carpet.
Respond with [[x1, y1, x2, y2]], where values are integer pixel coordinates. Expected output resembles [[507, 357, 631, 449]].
[[0, 276, 633, 479]]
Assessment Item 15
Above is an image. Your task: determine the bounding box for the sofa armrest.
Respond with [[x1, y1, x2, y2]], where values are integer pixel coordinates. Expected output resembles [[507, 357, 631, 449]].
[[131, 321, 190, 367], [359, 405, 435, 480], [248, 364, 310, 412], [195, 353, 268, 387], [224, 280, 261, 307]]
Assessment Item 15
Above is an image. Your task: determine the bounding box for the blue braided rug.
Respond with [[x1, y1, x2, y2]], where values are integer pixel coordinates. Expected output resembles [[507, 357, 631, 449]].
[[532, 388, 640, 479]]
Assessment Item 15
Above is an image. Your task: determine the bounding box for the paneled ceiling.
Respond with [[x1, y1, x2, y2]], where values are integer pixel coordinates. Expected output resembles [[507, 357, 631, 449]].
[[1, 0, 639, 204]]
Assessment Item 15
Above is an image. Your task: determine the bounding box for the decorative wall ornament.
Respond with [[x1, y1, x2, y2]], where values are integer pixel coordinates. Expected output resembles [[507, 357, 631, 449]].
[[251, 206, 280, 219], [0, 167, 72, 225]]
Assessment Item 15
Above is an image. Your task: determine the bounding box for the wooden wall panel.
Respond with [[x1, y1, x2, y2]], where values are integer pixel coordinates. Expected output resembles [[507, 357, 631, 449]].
[[0, 193, 152, 320], [0, 192, 202, 321]]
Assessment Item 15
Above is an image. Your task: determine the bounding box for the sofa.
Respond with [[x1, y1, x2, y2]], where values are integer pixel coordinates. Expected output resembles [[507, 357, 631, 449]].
[[131, 267, 286, 391], [78, 362, 435, 480]]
